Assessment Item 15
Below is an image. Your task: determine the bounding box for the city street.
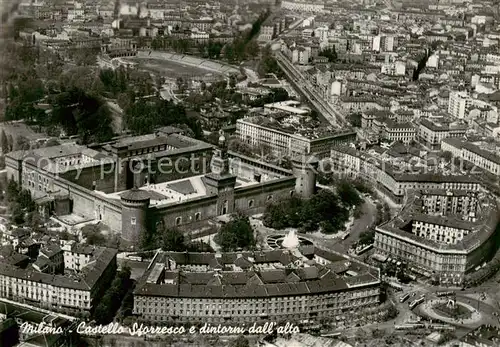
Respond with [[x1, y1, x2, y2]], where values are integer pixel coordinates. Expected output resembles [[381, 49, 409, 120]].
[[273, 51, 347, 128], [304, 197, 377, 254]]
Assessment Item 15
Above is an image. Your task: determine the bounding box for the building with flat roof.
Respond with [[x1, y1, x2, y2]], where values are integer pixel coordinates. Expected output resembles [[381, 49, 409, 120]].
[[441, 137, 500, 176], [374, 190, 499, 285], [237, 114, 356, 158], [330, 146, 482, 204], [418, 118, 467, 149], [281, 0, 325, 12], [133, 247, 380, 325]]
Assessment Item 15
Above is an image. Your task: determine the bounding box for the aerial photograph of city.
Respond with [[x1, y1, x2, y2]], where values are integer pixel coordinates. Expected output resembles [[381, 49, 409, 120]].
[[1, 0, 500, 346]]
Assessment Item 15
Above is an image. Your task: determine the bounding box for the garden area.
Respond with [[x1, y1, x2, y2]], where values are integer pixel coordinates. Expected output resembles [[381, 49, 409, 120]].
[[432, 301, 472, 320], [263, 181, 363, 234]]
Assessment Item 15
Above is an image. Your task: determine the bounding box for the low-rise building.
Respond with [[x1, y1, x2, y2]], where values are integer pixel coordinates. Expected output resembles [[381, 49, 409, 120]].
[[441, 138, 500, 176], [418, 118, 467, 149], [280, 0, 325, 13], [330, 146, 482, 204], [0, 245, 117, 315]]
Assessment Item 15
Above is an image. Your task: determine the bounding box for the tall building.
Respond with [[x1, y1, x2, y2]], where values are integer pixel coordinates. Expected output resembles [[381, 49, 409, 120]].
[[448, 91, 472, 119], [441, 138, 500, 176], [380, 35, 395, 52], [330, 146, 482, 204]]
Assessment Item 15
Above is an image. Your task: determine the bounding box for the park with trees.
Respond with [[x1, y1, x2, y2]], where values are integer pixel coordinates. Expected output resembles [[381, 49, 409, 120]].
[[263, 181, 364, 234], [214, 213, 256, 252], [123, 97, 203, 138], [5, 179, 40, 227], [148, 10, 269, 65], [92, 266, 133, 324], [139, 222, 214, 253]]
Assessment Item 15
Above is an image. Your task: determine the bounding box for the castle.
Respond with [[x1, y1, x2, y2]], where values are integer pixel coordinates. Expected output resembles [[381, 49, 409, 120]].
[[5, 127, 319, 242]]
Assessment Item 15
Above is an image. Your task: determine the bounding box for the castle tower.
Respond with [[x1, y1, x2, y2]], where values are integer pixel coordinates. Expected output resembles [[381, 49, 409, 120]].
[[204, 134, 237, 215], [121, 187, 150, 242], [112, 143, 131, 192], [292, 155, 319, 199]]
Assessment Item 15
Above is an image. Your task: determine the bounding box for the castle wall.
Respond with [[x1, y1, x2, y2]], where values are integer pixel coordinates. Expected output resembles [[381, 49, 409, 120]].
[[122, 200, 149, 242], [228, 151, 292, 181], [60, 163, 116, 193], [115, 150, 214, 190], [234, 177, 297, 213], [153, 195, 218, 229], [150, 177, 297, 231], [52, 178, 122, 232]]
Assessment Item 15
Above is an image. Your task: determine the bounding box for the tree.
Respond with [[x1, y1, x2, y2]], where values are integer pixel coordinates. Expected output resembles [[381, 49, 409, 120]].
[[18, 189, 35, 212], [244, 40, 260, 59], [82, 224, 106, 246], [10, 203, 25, 225], [319, 47, 337, 62], [215, 213, 255, 252], [124, 97, 203, 139], [175, 77, 187, 94], [358, 229, 375, 245], [0, 129, 8, 154], [257, 46, 283, 78], [6, 179, 20, 203], [336, 180, 363, 208], [263, 189, 351, 234], [49, 87, 114, 144], [162, 228, 187, 251], [6, 134, 13, 152], [347, 113, 362, 127], [232, 335, 249, 347], [93, 267, 132, 324], [59, 66, 96, 92], [385, 305, 398, 320], [26, 210, 43, 231], [440, 151, 453, 162], [14, 135, 30, 151]]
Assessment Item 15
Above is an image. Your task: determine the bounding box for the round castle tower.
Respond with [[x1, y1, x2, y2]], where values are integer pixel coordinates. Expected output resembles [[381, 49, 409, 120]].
[[292, 155, 319, 199], [121, 187, 150, 242]]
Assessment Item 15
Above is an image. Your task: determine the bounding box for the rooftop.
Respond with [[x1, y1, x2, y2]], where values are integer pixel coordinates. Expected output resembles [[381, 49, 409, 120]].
[[461, 325, 500, 346], [377, 190, 499, 252], [99, 169, 262, 208], [134, 248, 379, 298], [239, 114, 347, 139], [0, 245, 117, 291]]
